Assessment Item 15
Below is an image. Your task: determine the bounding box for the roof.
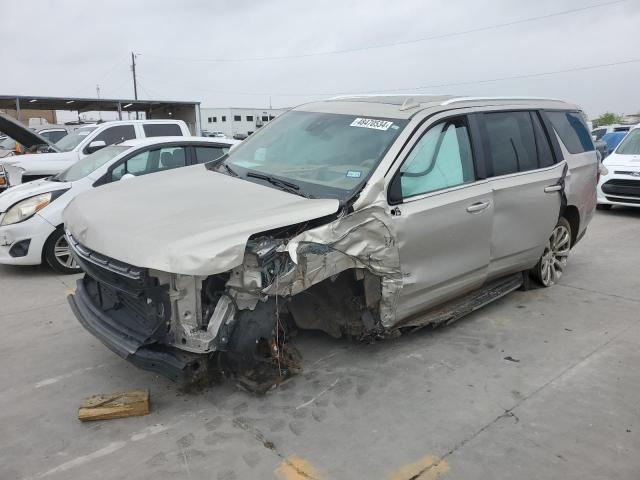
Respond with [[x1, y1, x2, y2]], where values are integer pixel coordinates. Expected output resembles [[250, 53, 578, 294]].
[[295, 94, 581, 119], [0, 95, 199, 114], [117, 136, 239, 149]]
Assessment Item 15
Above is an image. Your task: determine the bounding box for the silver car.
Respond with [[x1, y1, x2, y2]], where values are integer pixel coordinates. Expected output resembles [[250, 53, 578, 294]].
[[64, 95, 597, 389]]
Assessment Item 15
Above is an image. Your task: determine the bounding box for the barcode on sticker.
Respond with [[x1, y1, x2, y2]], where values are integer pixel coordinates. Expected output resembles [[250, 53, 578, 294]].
[[350, 118, 393, 131]]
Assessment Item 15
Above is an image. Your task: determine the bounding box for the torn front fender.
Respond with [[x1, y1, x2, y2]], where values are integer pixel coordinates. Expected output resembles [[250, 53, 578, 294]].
[[264, 206, 402, 328]]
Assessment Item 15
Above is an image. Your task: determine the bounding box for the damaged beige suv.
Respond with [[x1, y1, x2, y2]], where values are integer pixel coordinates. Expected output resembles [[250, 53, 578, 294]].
[[65, 95, 597, 389]]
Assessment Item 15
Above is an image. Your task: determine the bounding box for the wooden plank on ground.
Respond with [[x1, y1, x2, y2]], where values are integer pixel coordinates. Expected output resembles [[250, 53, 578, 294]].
[[78, 389, 150, 422]]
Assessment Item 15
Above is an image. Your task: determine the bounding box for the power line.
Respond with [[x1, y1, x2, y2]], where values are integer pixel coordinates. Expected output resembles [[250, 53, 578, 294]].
[[143, 0, 629, 63], [142, 58, 640, 98]]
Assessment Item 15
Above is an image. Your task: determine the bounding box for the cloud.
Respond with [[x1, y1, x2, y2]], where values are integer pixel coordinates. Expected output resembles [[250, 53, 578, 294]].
[[1, 0, 639, 116]]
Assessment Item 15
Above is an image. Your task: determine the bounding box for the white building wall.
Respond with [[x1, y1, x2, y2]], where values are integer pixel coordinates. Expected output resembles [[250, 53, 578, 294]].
[[201, 107, 288, 137]]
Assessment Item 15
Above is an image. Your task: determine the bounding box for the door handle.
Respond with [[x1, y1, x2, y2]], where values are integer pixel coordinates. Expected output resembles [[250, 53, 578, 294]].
[[544, 185, 563, 193], [466, 201, 490, 213]]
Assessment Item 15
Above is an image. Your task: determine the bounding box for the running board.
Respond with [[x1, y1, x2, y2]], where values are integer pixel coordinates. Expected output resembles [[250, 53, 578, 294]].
[[399, 273, 523, 331]]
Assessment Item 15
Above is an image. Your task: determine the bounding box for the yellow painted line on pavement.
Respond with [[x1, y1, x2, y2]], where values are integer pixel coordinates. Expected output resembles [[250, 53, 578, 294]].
[[275, 455, 322, 480], [388, 454, 449, 480]]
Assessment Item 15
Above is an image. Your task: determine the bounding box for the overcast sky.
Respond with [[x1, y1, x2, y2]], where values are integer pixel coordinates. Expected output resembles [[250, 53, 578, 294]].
[[2, 0, 639, 118]]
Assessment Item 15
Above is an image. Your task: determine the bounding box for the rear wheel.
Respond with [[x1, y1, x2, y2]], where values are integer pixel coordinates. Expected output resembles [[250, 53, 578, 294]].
[[596, 204, 612, 210], [532, 217, 571, 287], [43, 228, 81, 274]]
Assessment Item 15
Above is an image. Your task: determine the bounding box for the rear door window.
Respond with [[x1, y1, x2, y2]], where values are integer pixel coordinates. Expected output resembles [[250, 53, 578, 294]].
[[531, 112, 556, 168], [194, 145, 230, 164], [544, 111, 594, 154], [483, 111, 538, 175], [143, 123, 183, 137], [400, 116, 475, 198]]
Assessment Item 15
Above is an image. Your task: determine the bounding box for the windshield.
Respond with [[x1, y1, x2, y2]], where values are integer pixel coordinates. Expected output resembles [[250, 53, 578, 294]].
[[219, 111, 407, 200], [54, 145, 128, 182], [616, 129, 640, 155], [54, 126, 97, 152]]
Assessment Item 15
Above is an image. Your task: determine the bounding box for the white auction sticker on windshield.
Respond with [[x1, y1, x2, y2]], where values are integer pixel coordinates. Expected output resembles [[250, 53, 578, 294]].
[[350, 118, 393, 131]]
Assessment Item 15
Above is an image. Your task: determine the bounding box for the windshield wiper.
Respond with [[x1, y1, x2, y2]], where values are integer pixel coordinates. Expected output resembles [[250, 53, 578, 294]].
[[246, 171, 314, 198], [222, 163, 238, 177]]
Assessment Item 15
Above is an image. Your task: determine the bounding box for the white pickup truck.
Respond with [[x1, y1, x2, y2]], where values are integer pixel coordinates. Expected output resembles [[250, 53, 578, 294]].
[[0, 118, 190, 191]]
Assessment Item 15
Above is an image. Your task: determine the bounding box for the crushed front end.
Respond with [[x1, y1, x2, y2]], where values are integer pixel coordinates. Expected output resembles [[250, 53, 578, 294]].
[[66, 206, 401, 391]]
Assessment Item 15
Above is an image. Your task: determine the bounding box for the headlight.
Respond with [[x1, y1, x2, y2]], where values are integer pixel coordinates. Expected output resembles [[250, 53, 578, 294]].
[[1, 193, 53, 226]]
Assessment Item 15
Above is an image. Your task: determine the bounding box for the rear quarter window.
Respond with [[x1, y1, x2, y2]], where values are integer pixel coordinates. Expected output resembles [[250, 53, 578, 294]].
[[545, 111, 594, 154], [143, 123, 183, 137]]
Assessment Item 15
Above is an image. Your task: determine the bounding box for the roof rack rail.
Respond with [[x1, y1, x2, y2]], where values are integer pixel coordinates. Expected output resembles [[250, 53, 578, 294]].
[[329, 93, 446, 100], [440, 96, 562, 106]]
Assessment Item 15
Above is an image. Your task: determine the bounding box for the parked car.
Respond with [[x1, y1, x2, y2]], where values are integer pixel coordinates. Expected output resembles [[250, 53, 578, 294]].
[[597, 124, 640, 210], [232, 133, 248, 140], [0, 123, 73, 159], [207, 131, 227, 138], [591, 124, 632, 140], [601, 131, 627, 156], [0, 119, 190, 191], [64, 95, 597, 388], [0, 136, 237, 273]]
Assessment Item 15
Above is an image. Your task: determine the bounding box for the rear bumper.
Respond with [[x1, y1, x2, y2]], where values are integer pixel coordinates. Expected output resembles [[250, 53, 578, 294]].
[[68, 279, 205, 383]]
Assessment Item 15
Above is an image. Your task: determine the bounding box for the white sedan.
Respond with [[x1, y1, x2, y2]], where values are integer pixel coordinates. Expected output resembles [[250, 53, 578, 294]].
[[0, 136, 238, 273], [597, 124, 640, 210]]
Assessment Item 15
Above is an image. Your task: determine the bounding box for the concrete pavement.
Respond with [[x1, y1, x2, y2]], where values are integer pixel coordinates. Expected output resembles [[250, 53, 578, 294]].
[[1, 209, 639, 480]]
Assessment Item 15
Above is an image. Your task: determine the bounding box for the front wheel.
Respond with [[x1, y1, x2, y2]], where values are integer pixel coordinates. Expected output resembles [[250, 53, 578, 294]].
[[43, 228, 81, 274], [531, 217, 571, 287]]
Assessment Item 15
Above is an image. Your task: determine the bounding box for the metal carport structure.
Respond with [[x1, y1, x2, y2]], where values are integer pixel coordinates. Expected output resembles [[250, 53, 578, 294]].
[[0, 95, 202, 135]]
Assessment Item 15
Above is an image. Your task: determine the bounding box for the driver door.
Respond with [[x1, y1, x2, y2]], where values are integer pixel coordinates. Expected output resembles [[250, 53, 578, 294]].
[[389, 114, 493, 323]]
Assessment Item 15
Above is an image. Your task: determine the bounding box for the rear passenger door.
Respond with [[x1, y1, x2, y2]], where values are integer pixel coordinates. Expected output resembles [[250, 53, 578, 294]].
[[480, 110, 564, 280]]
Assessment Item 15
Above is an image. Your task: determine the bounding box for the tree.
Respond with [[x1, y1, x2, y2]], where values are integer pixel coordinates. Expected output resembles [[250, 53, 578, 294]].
[[593, 112, 623, 127]]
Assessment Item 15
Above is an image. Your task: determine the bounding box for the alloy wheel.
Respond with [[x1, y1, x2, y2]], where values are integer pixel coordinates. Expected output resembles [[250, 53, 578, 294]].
[[53, 235, 78, 270], [539, 224, 570, 286]]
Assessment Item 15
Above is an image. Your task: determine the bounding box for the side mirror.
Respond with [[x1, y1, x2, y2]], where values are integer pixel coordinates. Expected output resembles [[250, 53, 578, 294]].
[[86, 140, 106, 154], [120, 173, 136, 181], [388, 174, 403, 205]]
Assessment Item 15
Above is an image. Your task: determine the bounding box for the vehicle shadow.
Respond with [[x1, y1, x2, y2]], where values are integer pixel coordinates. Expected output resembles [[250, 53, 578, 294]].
[[598, 206, 640, 219]]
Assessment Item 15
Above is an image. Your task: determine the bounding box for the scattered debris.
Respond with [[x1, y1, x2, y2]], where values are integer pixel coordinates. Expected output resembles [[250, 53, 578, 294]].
[[78, 390, 150, 422], [503, 356, 520, 363], [564, 328, 573, 332]]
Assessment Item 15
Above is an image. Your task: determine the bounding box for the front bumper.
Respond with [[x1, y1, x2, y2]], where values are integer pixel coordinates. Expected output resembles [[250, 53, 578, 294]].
[[597, 170, 640, 207], [0, 214, 54, 265], [68, 279, 205, 383]]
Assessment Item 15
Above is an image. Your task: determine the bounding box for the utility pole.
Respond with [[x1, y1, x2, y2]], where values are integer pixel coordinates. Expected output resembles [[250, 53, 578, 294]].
[[96, 84, 102, 120], [131, 52, 139, 119]]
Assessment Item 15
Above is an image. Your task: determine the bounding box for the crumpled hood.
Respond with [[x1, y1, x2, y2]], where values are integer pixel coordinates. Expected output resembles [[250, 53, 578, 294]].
[[63, 164, 341, 275], [0, 178, 70, 212], [603, 152, 640, 168]]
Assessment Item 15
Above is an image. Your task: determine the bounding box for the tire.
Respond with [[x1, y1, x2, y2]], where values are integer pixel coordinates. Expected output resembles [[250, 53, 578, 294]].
[[43, 228, 81, 274], [531, 217, 571, 287], [596, 204, 612, 210]]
